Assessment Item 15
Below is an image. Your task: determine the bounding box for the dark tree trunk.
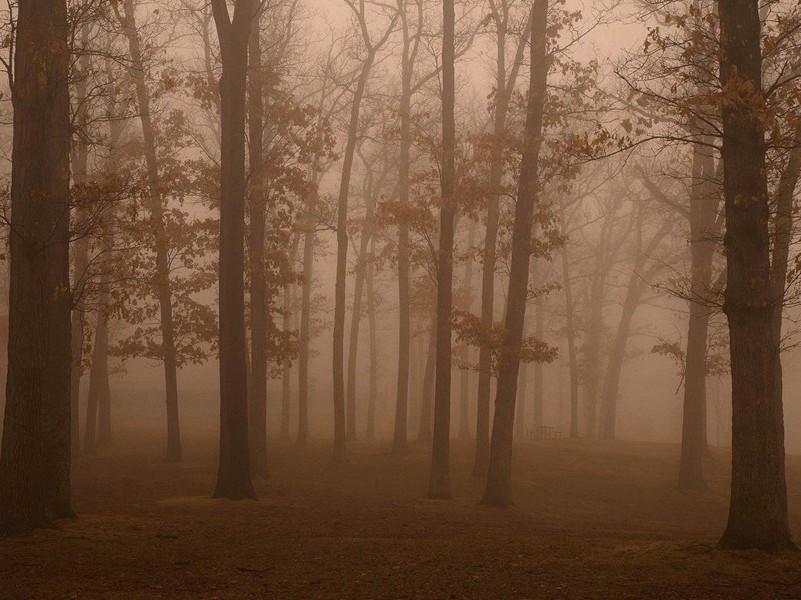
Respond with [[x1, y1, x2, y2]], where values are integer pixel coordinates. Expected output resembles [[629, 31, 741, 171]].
[[531, 260, 544, 430], [333, 49, 375, 462], [515, 363, 527, 439], [346, 160, 378, 442], [559, 206, 579, 438], [766, 124, 801, 530], [427, 0, 456, 499], [365, 236, 378, 441], [0, 0, 73, 534], [247, 6, 269, 479], [297, 193, 315, 446], [84, 303, 111, 455], [211, 0, 257, 501], [70, 28, 90, 457], [717, 0, 793, 551], [677, 141, 718, 489], [418, 315, 437, 442], [474, 9, 530, 477], [458, 222, 477, 441], [482, 0, 548, 507], [119, 0, 182, 463]]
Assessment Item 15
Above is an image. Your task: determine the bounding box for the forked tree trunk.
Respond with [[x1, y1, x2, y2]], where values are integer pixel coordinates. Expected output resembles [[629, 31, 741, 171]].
[[333, 50, 376, 463], [474, 9, 531, 477], [211, 0, 257, 501], [346, 158, 380, 441], [428, 0, 457, 499], [0, 0, 73, 534], [717, 0, 793, 551], [482, 0, 548, 507], [247, 7, 269, 478], [119, 0, 182, 462]]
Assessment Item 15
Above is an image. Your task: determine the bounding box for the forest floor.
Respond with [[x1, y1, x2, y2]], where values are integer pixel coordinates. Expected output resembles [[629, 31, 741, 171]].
[[2, 431, 801, 599]]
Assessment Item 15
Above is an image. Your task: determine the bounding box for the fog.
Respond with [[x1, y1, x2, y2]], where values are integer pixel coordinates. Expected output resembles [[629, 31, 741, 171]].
[[2, 0, 801, 596]]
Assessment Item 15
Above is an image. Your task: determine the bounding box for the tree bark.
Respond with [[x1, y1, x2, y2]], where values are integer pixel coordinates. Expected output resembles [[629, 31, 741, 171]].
[[474, 6, 531, 476], [119, 0, 182, 462], [559, 205, 579, 438], [427, 0, 456, 499], [482, 0, 548, 507], [346, 157, 379, 441], [211, 0, 257, 500], [365, 235, 378, 440], [418, 314, 437, 441], [247, 6, 269, 479], [677, 140, 718, 489], [0, 0, 73, 534], [333, 45, 376, 463], [717, 0, 793, 551], [531, 260, 544, 430], [70, 26, 90, 457]]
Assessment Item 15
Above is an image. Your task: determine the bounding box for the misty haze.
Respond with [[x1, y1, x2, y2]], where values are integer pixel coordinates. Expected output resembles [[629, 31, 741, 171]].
[[2, 0, 801, 597]]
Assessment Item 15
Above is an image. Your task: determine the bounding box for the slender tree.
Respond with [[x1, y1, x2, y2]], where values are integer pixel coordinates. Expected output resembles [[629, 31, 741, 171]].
[[332, 0, 396, 461], [427, 0, 456, 499], [481, 0, 548, 507], [116, 0, 183, 462]]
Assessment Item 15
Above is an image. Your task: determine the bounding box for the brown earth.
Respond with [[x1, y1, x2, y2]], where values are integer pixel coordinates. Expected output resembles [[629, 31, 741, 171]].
[[2, 432, 801, 599]]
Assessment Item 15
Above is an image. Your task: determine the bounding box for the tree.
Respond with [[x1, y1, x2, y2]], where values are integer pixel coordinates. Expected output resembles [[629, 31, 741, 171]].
[[116, 0, 183, 462], [247, 4, 268, 478], [332, 0, 396, 461], [474, 0, 531, 476], [716, 0, 793, 552], [0, 0, 74, 534], [427, 0, 456, 499], [211, 0, 257, 500], [481, 0, 548, 507]]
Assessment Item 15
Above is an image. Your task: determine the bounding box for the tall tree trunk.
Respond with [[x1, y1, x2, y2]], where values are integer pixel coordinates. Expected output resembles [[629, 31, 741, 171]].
[[70, 26, 90, 457], [428, 0, 457, 499], [458, 222, 477, 441], [211, 0, 257, 500], [346, 161, 378, 441], [717, 0, 793, 551], [247, 6, 269, 479], [333, 49, 376, 462], [532, 260, 544, 430], [84, 300, 111, 454], [297, 194, 315, 446], [677, 141, 717, 489], [474, 9, 531, 476], [482, 0, 548, 507], [515, 363, 528, 439], [0, 0, 73, 534], [598, 278, 642, 441], [119, 0, 182, 462], [559, 206, 579, 438], [393, 2, 416, 455], [418, 315, 437, 442], [365, 236, 378, 440], [766, 124, 801, 530], [279, 236, 299, 445]]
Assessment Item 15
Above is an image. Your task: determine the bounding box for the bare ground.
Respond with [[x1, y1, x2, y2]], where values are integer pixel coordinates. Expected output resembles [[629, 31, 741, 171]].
[[2, 431, 801, 599]]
